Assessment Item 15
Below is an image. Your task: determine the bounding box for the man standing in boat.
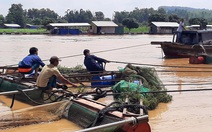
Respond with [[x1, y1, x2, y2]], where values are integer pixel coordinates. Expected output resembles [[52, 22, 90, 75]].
[[36, 56, 77, 91], [83, 49, 109, 74], [18, 47, 45, 78], [177, 19, 186, 43]]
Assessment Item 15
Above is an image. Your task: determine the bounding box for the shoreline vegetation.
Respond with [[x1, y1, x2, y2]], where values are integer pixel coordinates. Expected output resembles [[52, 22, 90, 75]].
[[0, 28, 49, 34], [0, 25, 149, 35]]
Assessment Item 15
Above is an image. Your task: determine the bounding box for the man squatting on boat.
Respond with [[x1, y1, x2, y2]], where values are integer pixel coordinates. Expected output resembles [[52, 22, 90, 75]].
[[36, 56, 77, 90], [18, 47, 45, 78]]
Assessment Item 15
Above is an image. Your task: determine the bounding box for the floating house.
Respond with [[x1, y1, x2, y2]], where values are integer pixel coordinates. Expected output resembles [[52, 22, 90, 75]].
[[90, 21, 120, 34], [4, 24, 21, 29], [149, 22, 179, 34], [47, 23, 90, 35]]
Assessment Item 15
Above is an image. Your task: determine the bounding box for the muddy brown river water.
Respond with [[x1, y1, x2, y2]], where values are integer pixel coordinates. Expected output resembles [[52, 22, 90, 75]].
[[0, 34, 212, 132]]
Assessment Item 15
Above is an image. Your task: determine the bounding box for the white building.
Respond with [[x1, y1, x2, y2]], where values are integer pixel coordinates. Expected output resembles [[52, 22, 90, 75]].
[[90, 21, 118, 34]]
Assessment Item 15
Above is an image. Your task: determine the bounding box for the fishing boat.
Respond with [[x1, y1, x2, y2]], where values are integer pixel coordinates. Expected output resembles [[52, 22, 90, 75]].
[[151, 30, 212, 58], [0, 66, 151, 132]]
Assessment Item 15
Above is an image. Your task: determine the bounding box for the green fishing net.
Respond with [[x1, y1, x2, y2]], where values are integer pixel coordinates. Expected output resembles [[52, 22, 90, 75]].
[[113, 64, 172, 110]]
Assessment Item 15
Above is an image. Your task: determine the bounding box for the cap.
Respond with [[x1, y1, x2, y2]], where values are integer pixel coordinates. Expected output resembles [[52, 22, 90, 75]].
[[83, 49, 90, 55], [49, 56, 61, 63]]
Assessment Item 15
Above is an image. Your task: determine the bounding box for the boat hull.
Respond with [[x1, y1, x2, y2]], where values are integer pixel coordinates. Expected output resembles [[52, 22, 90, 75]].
[[161, 42, 212, 58], [0, 77, 43, 103]]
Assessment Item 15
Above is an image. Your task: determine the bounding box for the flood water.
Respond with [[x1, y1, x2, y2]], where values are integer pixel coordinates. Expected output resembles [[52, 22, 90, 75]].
[[1, 34, 212, 132]]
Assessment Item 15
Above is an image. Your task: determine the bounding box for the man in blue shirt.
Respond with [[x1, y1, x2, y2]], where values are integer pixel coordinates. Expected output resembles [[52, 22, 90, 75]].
[[83, 49, 109, 74], [18, 47, 45, 77]]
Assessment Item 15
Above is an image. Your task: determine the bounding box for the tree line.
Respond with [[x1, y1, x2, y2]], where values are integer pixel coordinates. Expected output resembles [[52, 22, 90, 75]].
[[1, 4, 212, 30]]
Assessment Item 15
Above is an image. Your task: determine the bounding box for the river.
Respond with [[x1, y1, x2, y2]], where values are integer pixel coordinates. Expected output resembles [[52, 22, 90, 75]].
[[0, 34, 212, 132]]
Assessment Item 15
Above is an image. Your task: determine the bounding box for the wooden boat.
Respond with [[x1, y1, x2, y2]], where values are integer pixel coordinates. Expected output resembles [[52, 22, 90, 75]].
[[0, 67, 151, 132], [151, 30, 212, 58]]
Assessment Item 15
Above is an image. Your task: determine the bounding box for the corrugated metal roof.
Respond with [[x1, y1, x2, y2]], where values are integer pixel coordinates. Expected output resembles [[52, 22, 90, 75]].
[[26, 24, 33, 26], [4, 24, 20, 27], [48, 23, 90, 27], [191, 25, 200, 27], [207, 25, 212, 27], [151, 22, 178, 27], [91, 21, 118, 27]]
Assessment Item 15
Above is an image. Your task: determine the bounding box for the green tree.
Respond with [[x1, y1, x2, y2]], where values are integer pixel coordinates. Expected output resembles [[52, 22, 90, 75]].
[[32, 18, 42, 25], [95, 11, 104, 21], [27, 8, 40, 19], [122, 18, 139, 32], [189, 17, 208, 30], [148, 13, 168, 23], [39, 8, 58, 19], [113, 11, 129, 24], [42, 17, 55, 27], [158, 8, 166, 15], [168, 14, 180, 22], [189, 18, 200, 25], [104, 18, 111, 21], [0, 15, 4, 27], [64, 9, 93, 23], [6, 4, 25, 27], [56, 18, 68, 23], [26, 8, 58, 25]]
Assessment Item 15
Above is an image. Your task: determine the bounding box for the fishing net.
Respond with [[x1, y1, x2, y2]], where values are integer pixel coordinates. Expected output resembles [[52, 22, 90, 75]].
[[58, 65, 87, 74], [58, 65, 88, 80], [0, 100, 70, 130], [113, 64, 172, 110], [58, 64, 172, 110]]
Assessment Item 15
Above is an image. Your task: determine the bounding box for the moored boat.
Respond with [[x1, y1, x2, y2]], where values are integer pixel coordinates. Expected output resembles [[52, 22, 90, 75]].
[[151, 30, 212, 58]]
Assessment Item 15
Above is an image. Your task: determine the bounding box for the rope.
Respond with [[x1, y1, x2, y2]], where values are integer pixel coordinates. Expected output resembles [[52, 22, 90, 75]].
[[64, 81, 212, 90], [102, 88, 212, 96], [157, 70, 212, 72], [10, 94, 16, 108], [88, 101, 148, 127], [51, 43, 150, 60], [110, 60, 212, 69], [89, 101, 122, 127], [17, 89, 44, 105], [0, 43, 149, 67], [41, 91, 59, 102], [161, 83, 212, 86]]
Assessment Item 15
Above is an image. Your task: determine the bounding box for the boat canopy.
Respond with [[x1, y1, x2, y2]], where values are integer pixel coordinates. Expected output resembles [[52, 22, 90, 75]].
[[174, 30, 212, 44]]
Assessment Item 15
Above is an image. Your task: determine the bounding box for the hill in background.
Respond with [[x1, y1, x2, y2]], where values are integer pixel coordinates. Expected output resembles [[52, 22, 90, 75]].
[[159, 6, 212, 12], [159, 6, 212, 24]]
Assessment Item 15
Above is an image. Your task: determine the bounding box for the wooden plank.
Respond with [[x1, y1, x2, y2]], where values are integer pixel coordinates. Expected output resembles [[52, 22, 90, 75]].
[[73, 99, 123, 118]]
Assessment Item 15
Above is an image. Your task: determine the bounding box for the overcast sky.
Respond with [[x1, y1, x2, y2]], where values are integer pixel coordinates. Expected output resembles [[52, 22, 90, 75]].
[[1, 0, 212, 18]]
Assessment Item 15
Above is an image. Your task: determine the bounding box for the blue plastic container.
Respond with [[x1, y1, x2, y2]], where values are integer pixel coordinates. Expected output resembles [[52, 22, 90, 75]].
[[91, 75, 116, 87]]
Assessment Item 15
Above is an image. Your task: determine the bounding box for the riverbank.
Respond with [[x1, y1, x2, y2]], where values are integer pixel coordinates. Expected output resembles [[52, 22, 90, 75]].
[[0, 29, 49, 35], [0, 32, 50, 35], [0, 26, 149, 35]]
